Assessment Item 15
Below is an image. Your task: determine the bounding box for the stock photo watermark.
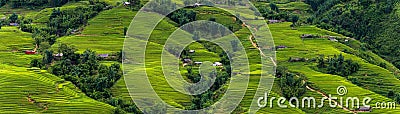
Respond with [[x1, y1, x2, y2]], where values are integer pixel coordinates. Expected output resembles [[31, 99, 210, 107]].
[[257, 86, 396, 110]]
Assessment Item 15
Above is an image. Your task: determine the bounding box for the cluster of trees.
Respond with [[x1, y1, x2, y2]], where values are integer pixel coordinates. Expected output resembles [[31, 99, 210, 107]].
[[181, 41, 232, 110], [317, 54, 360, 77], [276, 66, 307, 99], [304, 0, 400, 68], [7, 0, 71, 8], [18, 1, 107, 54], [0, 12, 19, 30], [0, 0, 6, 7], [30, 44, 138, 113], [146, 0, 177, 15], [256, 3, 299, 25], [127, 0, 141, 11], [167, 9, 197, 26], [108, 97, 141, 114], [48, 2, 107, 36], [185, 62, 231, 110]]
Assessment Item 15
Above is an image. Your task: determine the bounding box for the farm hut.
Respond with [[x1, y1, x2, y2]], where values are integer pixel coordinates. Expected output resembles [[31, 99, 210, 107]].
[[328, 37, 338, 42], [189, 50, 195, 53], [301, 34, 314, 38], [213, 62, 223, 66], [123, 2, 131, 6], [54, 53, 63, 60], [183, 58, 192, 64], [357, 106, 372, 112], [9, 23, 19, 26], [98, 54, 109, 58], [70, 29, 79, 34], [194, 62, 203, 65], [288, 57, 307, 62], [268, 20, 282, 23], [25, 50, 36, 55], [54, 53, 63, 57], [193, 3, 203, 7], [276, 45, 287, 49]]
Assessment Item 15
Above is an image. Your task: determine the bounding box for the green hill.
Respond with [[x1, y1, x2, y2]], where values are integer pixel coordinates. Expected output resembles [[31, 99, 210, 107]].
[[1, 0, 400, 113], [0, 24, 115, 113]]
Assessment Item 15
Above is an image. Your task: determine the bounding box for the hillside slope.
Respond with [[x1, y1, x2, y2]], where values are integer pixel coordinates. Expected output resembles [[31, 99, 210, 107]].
[[0, 26, 115, 113]]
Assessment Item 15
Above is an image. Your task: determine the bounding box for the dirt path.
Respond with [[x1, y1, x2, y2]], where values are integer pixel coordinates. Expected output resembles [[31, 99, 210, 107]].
[[305, 85, 355, 113], [248, 35, 276, 67]]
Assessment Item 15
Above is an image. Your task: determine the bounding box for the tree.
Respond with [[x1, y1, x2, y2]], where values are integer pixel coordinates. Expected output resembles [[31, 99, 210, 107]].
[[276, 66, 288, 78], [38, 42, 51, 53], [9, 13, 18, 23], [116, 50, 123, 62], [168, 9, 196, 26], [320, 54, 359, 77], [317, 55, 325, 68], [269, 3, 279, 12], [123, 27, 128, 36], [395, 93, 400, 104], [131, 0, 141, 11], [291, 15, 299, 26], [279, 72, 306, 98], [42, 50, 54, 65], [0, 21, 2, 29], [30, 59, 42, 68], [58, 44, 78, 62], [208, 17, 216, 22]]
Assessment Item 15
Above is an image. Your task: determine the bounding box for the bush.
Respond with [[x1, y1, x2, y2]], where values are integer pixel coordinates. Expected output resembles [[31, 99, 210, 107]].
[[30, 59, 42, 68]]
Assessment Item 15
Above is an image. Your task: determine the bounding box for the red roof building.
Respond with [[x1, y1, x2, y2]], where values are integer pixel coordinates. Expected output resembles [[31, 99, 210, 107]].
[[25, 50, 36, 55]]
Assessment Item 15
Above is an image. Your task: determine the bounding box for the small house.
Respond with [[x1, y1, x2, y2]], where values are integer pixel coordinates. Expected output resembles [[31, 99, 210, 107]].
[[9, 23, 19, 26], [98, 54, 109, 58], [54, 53, 63, 57], [189, 50, 195, 53], [328, 37, 338, 42], [123, 2, 131, 6], [194, 62, 203, 65], [54, 53, 63, 60], [193, 3, 203, 7], [357, 106, 372, 112], [213, 62, 223, 66], [276, 45, 287, 49], [70, 29, 79, 34], [25, 50, 36, 55], [183, 58, 192, 64], [301, 34, 314, 38], [268, 20, 282, 23]]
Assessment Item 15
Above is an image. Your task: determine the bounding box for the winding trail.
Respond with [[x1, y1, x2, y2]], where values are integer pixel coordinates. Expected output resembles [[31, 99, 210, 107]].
[[248, 35, 276, 67], [305, 85, 355, 113]]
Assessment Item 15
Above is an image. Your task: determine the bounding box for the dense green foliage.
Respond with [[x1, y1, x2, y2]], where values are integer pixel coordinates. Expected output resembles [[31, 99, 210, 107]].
[[45, 45, 140, 113], [317, 54, 360, 77], [304, 0, 400, 69], [48, 2, 106, 36], [6, 0, 78, 8], [167, 9, 196, 26], [277, 66, 307, 99]]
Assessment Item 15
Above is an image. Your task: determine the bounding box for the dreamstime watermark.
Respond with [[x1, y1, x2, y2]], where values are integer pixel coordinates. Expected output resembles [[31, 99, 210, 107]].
[[257, 86, 396, 110]]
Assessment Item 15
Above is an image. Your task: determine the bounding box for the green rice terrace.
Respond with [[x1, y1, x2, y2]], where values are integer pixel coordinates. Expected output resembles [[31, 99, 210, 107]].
[[1, 0, 400, 113]]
